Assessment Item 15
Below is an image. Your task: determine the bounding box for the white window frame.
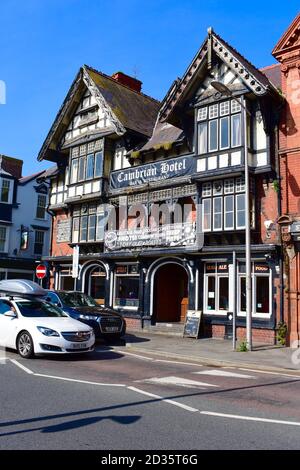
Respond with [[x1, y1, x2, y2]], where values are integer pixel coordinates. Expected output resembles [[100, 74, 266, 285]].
[[197, 107, 208, 121], [236, 193, 246, 229], [224, 195, 234, 230], [113, 263, 139, 311], [204, 266, 229, 315], [36, 194, 47, 220], [198, 122, 208, 155], [202, 199, 211, 232], [231, 113, 242, 148], [238, 268, 272, 319], [0, 178, 13, 204], [0, 225, 9, 253], [219, 116, 230, 150], [213, 197, 222, 231], [209, 119, 218, 152]]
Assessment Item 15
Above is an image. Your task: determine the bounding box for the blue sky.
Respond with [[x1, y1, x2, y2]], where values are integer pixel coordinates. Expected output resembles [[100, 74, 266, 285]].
[[0, 0, 299, 175]]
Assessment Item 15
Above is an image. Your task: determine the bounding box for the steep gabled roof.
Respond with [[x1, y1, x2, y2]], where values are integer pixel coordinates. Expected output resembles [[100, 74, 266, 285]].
[[273, 13, 300, 60], [38, 66, 160, 162], [85, 66, 160, 137], [159, 29, 280, 124]]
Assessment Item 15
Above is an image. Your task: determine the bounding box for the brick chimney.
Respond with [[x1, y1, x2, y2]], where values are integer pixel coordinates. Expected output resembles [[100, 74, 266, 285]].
[[111, 71, 142, 93], [0, 154, 23, 178]]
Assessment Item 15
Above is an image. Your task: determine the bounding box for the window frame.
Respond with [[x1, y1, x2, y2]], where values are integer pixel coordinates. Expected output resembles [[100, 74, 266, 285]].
[[0, 225, 9, 253], [34, 230, 45, 256], [36, 194, 47, 220], [0, 178, 12, 204]]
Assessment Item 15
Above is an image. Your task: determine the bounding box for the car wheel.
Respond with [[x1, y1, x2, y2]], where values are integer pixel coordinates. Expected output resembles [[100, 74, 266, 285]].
[[17, 331, 34, 359]]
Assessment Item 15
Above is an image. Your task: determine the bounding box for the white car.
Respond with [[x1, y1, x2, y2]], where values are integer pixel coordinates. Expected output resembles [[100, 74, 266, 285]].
[[0, 280, 95, 358]]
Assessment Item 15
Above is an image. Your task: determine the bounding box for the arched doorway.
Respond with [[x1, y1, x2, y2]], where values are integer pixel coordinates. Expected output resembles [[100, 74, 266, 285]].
[[84, 265, 106, 305], [153, 263, 189, 323]]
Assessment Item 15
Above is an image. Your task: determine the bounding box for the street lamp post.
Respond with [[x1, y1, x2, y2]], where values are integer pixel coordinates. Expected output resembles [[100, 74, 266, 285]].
[[210, 81, 252, 351]]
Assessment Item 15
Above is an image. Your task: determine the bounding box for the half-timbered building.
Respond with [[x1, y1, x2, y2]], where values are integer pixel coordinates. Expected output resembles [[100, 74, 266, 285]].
[[39, 29, 283, 343]]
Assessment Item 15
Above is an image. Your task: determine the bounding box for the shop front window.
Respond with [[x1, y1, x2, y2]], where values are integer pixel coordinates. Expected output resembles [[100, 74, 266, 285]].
[[114, 265, 139, 309], [204, 263, 229, 314], [238, 263, 271, 317]]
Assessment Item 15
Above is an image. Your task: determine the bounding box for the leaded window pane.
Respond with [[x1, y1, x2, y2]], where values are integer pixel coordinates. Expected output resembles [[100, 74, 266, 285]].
[[209, 120, 218, 152], [198, 122, 207, 154]]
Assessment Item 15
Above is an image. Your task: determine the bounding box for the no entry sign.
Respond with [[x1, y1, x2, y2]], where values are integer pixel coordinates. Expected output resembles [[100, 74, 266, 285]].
[[36, 264, 47, 279]]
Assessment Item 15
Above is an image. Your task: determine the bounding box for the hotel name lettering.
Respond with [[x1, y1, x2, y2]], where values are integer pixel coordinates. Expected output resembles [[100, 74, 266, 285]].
[[110, 155, 195, 189]]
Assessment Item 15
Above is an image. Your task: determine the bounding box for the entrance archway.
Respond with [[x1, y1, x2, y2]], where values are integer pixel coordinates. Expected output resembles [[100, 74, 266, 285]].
[[84, 265, 106, 305], [153, 263, 189, 323]]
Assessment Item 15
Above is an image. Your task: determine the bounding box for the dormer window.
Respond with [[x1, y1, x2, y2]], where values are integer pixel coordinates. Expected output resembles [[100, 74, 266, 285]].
[[197, 100, 242, 156]]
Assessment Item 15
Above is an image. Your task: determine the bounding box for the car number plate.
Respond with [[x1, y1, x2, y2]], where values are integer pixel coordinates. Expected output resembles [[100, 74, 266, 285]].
[[105, 327, 119, 332], [70, 343, 87, 349]]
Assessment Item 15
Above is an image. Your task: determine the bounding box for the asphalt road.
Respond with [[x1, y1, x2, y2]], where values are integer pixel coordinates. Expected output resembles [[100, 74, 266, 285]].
[[1, 340, 300, 450]]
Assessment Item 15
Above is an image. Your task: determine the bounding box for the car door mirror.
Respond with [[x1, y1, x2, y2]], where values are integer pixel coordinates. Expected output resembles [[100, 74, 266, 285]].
[[4, 311, 17, 318]]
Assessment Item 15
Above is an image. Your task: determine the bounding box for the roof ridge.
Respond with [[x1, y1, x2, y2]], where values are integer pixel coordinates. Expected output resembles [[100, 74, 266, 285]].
[[19, 170, 45, 182], [213, 32, 273, 88], [260, 63, 280, 71], [84, 64, 160, 104]]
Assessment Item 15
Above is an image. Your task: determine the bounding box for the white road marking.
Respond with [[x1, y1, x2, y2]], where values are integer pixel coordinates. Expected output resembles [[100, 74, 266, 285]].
[[136, 375, 219, 388], [34, 373, 126, 387], [114, 350, 154, 361], [10, 359, 34, 374], [194, 369, 256, 379], [128, 386, 199, 412], [200, 411, 300, 427], [154, 359, 203, 367], [238, 367, 300, 379]]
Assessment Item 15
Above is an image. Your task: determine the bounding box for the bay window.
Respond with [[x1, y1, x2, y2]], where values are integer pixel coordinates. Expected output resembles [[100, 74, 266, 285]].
[[72, 203, 107, 243], [201, 177, 250, 232], [197, 99, 242, 155], [69, 140, 104, 184]]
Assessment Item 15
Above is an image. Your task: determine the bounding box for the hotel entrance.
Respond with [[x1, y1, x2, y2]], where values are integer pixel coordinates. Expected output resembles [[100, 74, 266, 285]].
[[153, 263, 189, 323]]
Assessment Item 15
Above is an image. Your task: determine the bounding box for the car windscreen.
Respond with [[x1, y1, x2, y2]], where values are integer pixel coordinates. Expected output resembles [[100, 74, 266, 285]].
[[59, 292, 98, 307], [16, 300, 68, 318]]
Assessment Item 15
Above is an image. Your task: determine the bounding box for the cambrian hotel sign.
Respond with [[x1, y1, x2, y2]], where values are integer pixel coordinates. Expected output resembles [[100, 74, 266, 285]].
[[110, 155, 195, 190]]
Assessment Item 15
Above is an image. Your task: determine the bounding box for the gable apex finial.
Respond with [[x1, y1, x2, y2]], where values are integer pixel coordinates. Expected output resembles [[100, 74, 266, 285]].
[[207, 27, 214, 36]]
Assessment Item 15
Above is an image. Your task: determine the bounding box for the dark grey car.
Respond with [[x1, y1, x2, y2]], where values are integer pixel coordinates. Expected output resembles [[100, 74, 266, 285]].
[[44, 291, 126, 339]]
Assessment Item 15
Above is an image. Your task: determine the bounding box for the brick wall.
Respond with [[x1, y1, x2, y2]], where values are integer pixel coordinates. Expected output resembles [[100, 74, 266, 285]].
[[51, 210, 73, 257], [0, 155, 23, 178]]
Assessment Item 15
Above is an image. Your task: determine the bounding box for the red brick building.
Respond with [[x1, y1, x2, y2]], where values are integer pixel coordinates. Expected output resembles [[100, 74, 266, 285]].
[[273, 13, 300, 345]]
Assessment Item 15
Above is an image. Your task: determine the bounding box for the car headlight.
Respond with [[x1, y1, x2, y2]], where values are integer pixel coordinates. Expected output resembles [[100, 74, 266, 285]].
[[37, 326, 60, 337], [79, 314, 96, 321]]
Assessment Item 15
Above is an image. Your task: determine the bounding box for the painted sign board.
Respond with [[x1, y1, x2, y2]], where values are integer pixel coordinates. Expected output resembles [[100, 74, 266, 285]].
[[183, 310, 202, 338], [110, 155, 195, 190]]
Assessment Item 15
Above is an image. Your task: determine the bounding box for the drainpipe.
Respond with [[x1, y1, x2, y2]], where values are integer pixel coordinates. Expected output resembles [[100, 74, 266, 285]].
[[232, 251, 237, 351], [275, 123, 284, 324]]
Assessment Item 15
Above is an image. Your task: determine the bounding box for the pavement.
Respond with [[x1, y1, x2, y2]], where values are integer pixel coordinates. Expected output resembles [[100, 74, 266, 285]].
[[123, 330, 300, 374]]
